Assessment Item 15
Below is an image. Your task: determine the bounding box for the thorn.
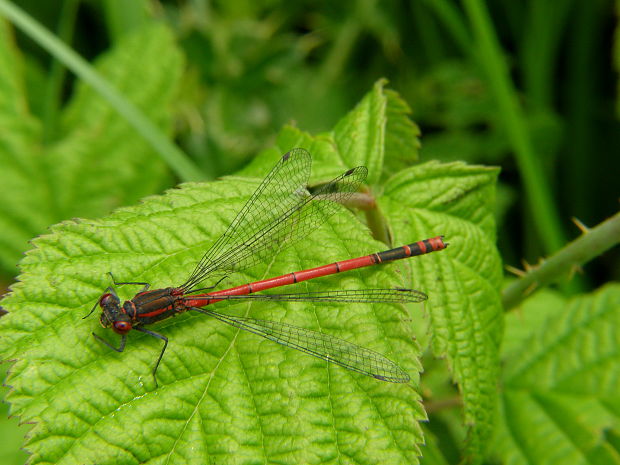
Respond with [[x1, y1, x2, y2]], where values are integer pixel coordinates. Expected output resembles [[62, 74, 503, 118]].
[[523, 281, 538, 297], [568, 264, 584, 279], [521, 259, 534, 271], [505, 264, 526, 277], [572, 217, 590, 234]]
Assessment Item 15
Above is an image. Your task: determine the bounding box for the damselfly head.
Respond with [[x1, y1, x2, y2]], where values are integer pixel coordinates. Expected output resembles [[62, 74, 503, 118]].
[[98, 293, 122, 329], [98, 307, 132, 335]]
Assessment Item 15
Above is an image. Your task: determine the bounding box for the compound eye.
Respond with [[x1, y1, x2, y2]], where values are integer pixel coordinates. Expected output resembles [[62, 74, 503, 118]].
[[99, 293, 115, 306], [113, 321, 132, 334]]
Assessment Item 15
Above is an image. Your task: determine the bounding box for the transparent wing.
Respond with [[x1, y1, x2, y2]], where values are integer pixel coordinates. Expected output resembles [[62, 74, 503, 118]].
[[181, 148, 367, 291], [188, 288, 428, 305], [194, 307, 410, 383]]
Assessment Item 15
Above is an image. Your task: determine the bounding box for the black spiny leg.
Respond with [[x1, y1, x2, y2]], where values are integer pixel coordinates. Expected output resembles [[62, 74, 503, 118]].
[[92, 333, 127, 352], [134, 327, 168, 388], [108, 272, 150, 292]]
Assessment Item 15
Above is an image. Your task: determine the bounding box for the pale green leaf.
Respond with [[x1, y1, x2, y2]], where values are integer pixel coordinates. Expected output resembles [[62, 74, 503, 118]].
[[492, 284, 620, 465], [382, 161, 503, 461], [501, 288, 566, 359], [49, 23, 182, 217], [332, 79, 388, 184], [1, 166, 426, 464], [0, 20, 49, 272], [382, 88, 421, 179]]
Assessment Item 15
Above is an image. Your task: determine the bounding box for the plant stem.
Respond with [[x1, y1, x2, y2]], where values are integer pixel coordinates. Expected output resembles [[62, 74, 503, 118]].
[[42, 0, 78, 142], [502, 211, 620, 310], [0, 0, 203, 182], [420, 0, 471, 54], [521, 0, 574, 109], [462, 0, 567, 255]]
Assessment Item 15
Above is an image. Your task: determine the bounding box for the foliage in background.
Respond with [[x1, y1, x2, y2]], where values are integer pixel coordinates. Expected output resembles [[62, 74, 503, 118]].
[[2, 0, 618, 280], [0, 0, 618, 464], [0, 22, 181, 274]]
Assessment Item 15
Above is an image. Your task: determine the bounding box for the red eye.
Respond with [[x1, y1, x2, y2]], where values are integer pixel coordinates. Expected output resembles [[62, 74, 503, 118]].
[[99, 293, 115, 306], [113, 321, 132, 334]]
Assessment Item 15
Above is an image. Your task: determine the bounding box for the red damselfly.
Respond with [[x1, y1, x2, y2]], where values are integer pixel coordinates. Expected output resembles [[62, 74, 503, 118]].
[[87, 148, 447, 386]]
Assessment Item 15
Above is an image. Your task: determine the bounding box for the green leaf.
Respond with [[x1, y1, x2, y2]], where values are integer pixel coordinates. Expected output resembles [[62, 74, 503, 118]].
[[1, 171, 426, 464], [50, 23, 182, 219], [0, 81, 497, 464], [492, 284, 620, 465], [420, 426, 452, 465], [501, 288, 566, 360], [382, 89, 422, 179], [382, 161, 503, 461], [332, 78, 389, 184], [0, 22, 183, 274], [0, 365, 29, 465]]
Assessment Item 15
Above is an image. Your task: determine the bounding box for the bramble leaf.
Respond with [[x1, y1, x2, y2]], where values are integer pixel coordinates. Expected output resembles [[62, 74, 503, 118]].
[[382, 161, 503, 461], [492, 284, 620, 465], [0, 20, 48, 275], [0, 81, 499, 464], [382, 88, 422, 179], [1, 174, 426, 464]]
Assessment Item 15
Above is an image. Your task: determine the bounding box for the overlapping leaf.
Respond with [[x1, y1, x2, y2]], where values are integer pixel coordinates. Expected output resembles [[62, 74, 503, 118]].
[[1, 174, 427, 464]]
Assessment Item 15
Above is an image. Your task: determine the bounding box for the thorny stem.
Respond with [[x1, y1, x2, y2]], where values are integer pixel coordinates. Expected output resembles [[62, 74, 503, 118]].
[[502, 210, 620, 310]]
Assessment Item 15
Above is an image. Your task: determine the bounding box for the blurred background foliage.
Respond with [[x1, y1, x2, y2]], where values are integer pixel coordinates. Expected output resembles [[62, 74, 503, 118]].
[[4, 0, 620, 276], [5, 0, 617, 280], [0, 0, 618, 463]]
